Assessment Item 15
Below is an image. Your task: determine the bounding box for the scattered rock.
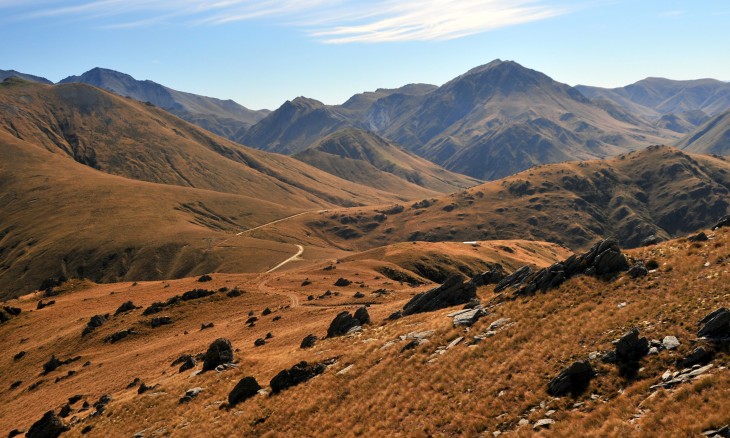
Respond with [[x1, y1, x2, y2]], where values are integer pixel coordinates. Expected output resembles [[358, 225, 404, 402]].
[[198, 274, 213, 282], [272, 316, 282, 322], [702, 424, 730, 437], [354, 306, 371, 325], [13, 351, 25, 361], [138, 383, 155, 394], [179, 387, 203, 403], [450, 307, 487, 327], [300, 334, 317, 349], [334, 278, 352, 287], [698, 308, 730, 340], [81, 425, 94, 434], [179, 356, 197, 373], [58, 403, 72, 418], [387, 310, 403, 321], [82, 314, 109, 336], [181, 289, 215, 301], [688, 232, 709, 242], [200, 322, 214, 330], [228, 377, 261, 406], [26, 411, 68, 438], [36, 300, 55, 310], [628, 262, 648, 278], [42, 355, 63, 374], [270, 361, 326, 394], [547, 361, 594, 396], [150, 316, 173, 328], [92, 394, 112, 415], [262, 307, 272, 316], [265, 332, 273, 339], [402, 276, 477, 315], [7, 429, 24, 437], [651, 364, 714, 390], [105, 329, 137, 343], [712, 215, 730, 230], [353, 292, 365, 298], [641, 235, 661, 246], [677, 346, 715, 368], [245, 316, 258, 326], [3, 306, 21, 316], [114, 301, 139, 315], [616, 328, 649, 362], [533, 419, 555, 430], [327, 308, 369, 337], [227, 289, 242, 298], [68, 394, 83, 404], [254, 338, 266, 347], [202, 338, 234, 371], [662, 336, 680, 350]]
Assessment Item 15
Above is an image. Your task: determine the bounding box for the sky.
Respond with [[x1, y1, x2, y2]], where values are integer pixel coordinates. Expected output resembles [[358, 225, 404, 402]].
[[1, 0, 728, 110]]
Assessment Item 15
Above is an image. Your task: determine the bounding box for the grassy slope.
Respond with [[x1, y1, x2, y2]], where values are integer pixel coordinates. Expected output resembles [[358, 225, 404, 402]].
[[0, 232, 727, 436], [285, 146, 730, 252], [677, 109, 730, 156]]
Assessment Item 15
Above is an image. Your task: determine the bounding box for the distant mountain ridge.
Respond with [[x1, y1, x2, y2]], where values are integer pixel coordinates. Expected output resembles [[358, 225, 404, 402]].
[[59, 67, 269, 140], [677, 109, 730, 155], [0, 69, 52, 84]]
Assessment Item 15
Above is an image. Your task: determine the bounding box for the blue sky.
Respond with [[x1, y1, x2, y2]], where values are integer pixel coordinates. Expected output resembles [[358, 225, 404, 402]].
[[1, 0, 728, 110]]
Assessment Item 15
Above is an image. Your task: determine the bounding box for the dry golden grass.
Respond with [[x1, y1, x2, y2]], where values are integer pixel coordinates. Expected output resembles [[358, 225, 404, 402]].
[[1, 231, 727, 437]]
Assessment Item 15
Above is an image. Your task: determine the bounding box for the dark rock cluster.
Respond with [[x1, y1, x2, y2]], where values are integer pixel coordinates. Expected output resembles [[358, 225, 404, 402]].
[[327, 307, 370, 337], [270, 361, 326, 394], [202, 338, 234, 371], [402, 275, 477, 315]]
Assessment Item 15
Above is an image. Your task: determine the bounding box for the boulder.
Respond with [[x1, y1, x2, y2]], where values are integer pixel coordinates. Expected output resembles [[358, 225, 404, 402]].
[[114, 301, 139, 315], [270, 361, 326, 394], [179, 356, 197, 373], [202, 338, 234, 371], [254, 338, 266, 347], [181, 289, 215, 301], [82, 314, 109, 336], [451, 308, 487, 327], [36, 300, 55, 310], [300, 334, 317, 349], [533, 419, 555, 430], [662, 336, 680, 350], [26, 411, 68, 438], [198, 274, 213, 282], [677, 346, 715, 368], [105, 329, 137, 343], [228, 376, 261, 406], [150, 316, 173, 328], [179, 387, 203, 403], [688, 232, 709, 242], [470, 263, 507, 286], [354, 306, 371, 325], [698, 308, 730, 339], [334, 278, 352, 287], [547, 361, 594, 396], [628, 263, 648, 279], [327, 311, 362, 337], [387, 310, 403, 321], [262, 307, 272, 316], [712, 215, 730, 230], [3, 306, 21, 316], [0, 309, 10, 324], [402, 276, 477, 315], [42, 355, 62, 374], [616, 328, 649, 362]]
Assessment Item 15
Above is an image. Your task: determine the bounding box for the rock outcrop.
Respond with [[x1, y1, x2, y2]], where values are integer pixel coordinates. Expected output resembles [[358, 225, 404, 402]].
[[547, 361, 594, 396], [228, 377, 261, 406], [402, 276, 477, 315], [327, 307, 370, 337], [615, 328, 650, 362], [26, 411, 68, 438], [300, 334, 318, 349], [698, 308, 730, 340], [270, 361, 326, 394], [202, 338, 234, 371]]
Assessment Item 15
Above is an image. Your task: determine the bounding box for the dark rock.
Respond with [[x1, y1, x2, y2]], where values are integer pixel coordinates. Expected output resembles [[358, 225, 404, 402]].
[[698, 308, 730, 339], [227, 289, 242, 298], [3, 306, 21, 316], [272, 316, 282, 322], [326, 311, 361, 337], [82, 314, 109, 336], [262, 307, 272, 316], [181, 289, 215, 301], [334, 278, 352, 287], [93, 394, 112, 415], [494, 266, 533, 292], [7, 429, 24, 437], [137, 383, 155, 394], [307, 295, 314, 301], [228, 376, 261, 406], [265, 332, 273, 339], [387, 310, 403, 321], [702, 424, 730, 437], [0, 310, 9, 324], [677, 346, 715, 368], [712, 215, 730, 230], [81, 425, 94, 434], [198, 274, 213, 282], [13, 351, 25, 361], [689, 232, 709, 242], [58, 403, 72, 418], [114, 301, 139, 315], [42, 355, 62, 374], [202, 338, 233, 371], [354, 306, 371, 325], [36, 300, 55, 310], [451, 308, 487, 327], [179, 356, 197, 373], [142, 302, 165, 316], [179, 387, 203, 403], [270, 361, 326, 394], [641, 235, 661, 246], [470, 263, 507, 287], [68, 394, 83, 404], [200, 322, 214, 330], [10, 380, 22, 389], [26, 411, 68, 438], [150, 316, 173, 328], [463, 298, 481, 309], [547, 361, 594, 396], [126, 377, 141, 389], [353, 292, 365, 298], [400, 339, 422, 352], [105, 328, 137, 343], [300, 334, 317, 349], [402, 276, 476, 315], [245, 316, 258, 325], [254, 338, 266, 347], [628, 262, 648, 278], [616, 328, 649, 362]]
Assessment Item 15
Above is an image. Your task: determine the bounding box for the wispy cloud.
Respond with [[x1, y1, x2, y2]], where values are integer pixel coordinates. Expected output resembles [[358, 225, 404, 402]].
[[4, 0, 569, 43]]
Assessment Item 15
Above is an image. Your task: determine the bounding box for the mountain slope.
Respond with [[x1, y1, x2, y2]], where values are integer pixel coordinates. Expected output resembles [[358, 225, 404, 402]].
[[291, 146, 730, 251], [577, 77, 730, 118], [294, 128, 480, 195], [0, 79, 411, 207], [59, 67, 269, 140], [374, 60, 675, 180], [0, 69, 52, 84], [677, 109, 730, 155]]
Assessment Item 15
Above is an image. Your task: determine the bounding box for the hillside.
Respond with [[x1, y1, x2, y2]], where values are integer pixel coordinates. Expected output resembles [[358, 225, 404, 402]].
[[59, 68, 269, 140], [577, 77, 730, 119], [677, 110, 730, 155], [1, 230, 727, 436], [0, 79, 411, 207], [281, 146, 730, 251], [294, 128, 480, 195], [0, 69, 52, 84]]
